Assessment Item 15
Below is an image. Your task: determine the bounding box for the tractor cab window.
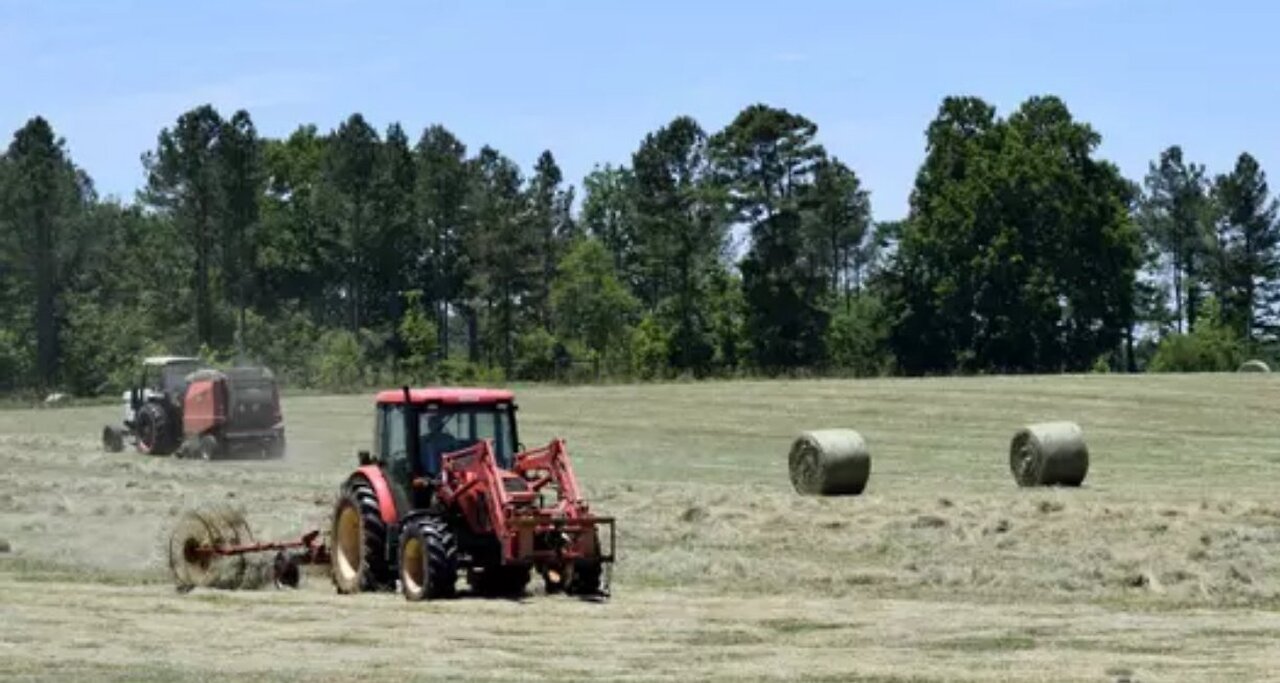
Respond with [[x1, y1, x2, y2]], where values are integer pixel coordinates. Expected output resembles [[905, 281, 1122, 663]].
[[146, 361, 201, 395], [418, 404, 515, 475]]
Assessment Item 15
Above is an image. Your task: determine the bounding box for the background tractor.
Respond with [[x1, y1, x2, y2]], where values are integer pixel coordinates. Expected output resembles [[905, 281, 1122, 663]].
[[102, 356, 286, 460], [165, 386, 614, 600]]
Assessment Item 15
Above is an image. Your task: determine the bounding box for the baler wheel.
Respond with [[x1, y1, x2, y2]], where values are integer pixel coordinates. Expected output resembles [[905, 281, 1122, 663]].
[[196, 435, 220, 461], [330, 479, 392, 594]]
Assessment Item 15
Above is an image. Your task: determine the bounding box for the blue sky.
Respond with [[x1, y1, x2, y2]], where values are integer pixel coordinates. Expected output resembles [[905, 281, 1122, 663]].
[[2, 0, 1276, 220]]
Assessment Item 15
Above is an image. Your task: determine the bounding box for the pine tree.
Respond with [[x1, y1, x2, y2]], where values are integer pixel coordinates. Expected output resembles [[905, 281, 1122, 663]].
[[0, 117, 92, 387], [142, 105, 226, 347], [710, 104, 828, 370], [1212, 152, 1280, 340], [413, 125, 470, 357]]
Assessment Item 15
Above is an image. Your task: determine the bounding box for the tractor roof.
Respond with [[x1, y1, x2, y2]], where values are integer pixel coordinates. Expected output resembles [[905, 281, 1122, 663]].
[[375, 387, 515, 405]]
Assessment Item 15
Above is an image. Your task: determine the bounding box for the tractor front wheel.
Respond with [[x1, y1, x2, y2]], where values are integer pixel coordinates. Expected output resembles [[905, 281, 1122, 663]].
[[330, 479, 393, 594], [566, 559, 603, 596], [566, 530, 605, 597], [398, 517, 458, 601], [102, 426, 124, 453]]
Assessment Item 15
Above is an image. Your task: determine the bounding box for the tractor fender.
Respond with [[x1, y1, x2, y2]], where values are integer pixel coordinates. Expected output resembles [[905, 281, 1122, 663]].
[[350, 466, 398, 524]]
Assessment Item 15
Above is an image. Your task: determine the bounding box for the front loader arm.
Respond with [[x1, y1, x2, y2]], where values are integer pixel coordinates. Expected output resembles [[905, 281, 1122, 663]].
[[514, 438, 585, 507], [438, 441, 512, 535]]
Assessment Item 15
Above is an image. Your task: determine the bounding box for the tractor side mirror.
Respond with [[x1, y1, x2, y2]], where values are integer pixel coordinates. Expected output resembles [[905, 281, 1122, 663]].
[[517, 442, 526, 453], [357, 450, 374, 466]]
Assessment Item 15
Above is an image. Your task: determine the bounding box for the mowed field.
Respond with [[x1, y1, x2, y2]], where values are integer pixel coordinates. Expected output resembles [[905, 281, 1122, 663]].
[[1, 375, 1279, 682]]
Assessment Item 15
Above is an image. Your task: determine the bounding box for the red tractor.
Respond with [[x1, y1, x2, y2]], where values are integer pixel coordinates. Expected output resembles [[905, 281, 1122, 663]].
[[166, 386, 614, 600]]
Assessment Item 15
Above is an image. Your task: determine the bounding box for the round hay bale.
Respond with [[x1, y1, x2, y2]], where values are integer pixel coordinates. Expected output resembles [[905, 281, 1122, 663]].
[[1009, 422, 1088, 488], [1238, 359, 1271, 373], [788, 429, 871, 496]]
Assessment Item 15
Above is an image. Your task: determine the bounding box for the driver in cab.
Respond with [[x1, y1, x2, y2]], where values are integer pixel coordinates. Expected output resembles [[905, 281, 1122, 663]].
[[420, 413, 461, 475]]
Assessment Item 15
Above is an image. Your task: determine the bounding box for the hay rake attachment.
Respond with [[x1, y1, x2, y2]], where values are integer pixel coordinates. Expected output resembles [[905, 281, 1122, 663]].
[[167, 508, 328, 591]]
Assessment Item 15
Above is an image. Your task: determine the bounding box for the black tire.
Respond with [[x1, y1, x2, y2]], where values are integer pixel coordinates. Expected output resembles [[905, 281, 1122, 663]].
[[266, 434, 286, 459], [469, 564, 531, 598], [102, 426, 124, 453], [566, 530, 604, 596], [135, 402, 176, 455], [330, 478, 393, 594], [399, 516, 458, 601]]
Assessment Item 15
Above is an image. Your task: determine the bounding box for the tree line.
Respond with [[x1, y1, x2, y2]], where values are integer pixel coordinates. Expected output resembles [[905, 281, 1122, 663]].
[[0, 96, 1276, 394]]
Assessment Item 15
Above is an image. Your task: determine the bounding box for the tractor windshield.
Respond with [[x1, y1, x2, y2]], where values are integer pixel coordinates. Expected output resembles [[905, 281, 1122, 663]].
[[418, 405, 516, 475]]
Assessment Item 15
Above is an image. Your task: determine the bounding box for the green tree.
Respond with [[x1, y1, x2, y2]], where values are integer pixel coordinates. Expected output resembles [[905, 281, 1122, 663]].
[[368, 123, 417, 328], [468, 146, 527, 372], [581, 163, 637, 283], [825, 293, 893, 376], [808, 157, 871, 304], [1148, 298, 1244, 372], [215, 110, 263, 349], [886, 95, 1139, 374], [1210, 152, 1280, 341], [322, 113, 380, 332], [1140, 146, 1212, 332], [632, 116, 729, 374], [551, 238, 640, 369], [0, 117, 93, 388], [525, 150, 575, 330], [142, 104, 226, 347], [397, 289, 438, 381], [413, 125, 470, 357], [710, 104, 828, 370], [258, 125, 328, 317]]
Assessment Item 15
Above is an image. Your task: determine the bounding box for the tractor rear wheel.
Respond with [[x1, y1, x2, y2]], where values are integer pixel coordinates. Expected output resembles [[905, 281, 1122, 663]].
[[135, 402, 176, 455], [398, 516, 458, 601], [330, 479, 393, 594]]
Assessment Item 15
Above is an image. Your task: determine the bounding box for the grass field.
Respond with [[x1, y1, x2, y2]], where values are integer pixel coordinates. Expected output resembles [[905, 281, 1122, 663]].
[[1, 374, 1279, 681]]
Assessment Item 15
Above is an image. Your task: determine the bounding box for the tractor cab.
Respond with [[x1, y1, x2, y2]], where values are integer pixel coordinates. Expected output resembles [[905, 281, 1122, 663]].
[[369, 387, 519, 511], [134, 356, 205, 405], [124, 356, 204, 419], [332, 385, 613, 600]]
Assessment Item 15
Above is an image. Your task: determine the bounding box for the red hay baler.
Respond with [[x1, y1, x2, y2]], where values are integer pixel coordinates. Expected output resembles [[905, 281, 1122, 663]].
[[103, 357, 285, 460]]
